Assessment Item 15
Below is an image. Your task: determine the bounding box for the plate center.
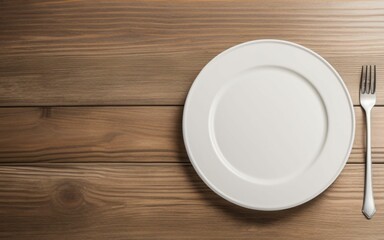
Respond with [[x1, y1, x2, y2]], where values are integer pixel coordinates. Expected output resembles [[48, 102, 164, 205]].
[[210, 66, 328, 185]]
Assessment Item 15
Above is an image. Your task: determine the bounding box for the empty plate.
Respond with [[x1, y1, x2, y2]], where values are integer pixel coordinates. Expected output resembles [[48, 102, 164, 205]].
[[183, 39, 355, 210]]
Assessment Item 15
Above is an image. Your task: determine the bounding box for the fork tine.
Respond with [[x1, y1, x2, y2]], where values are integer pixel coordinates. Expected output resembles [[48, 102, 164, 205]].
[[365, 65, 369, 94], [368, 65, 372, 93], [364, 65, 368, 93], [373, 65, 376, 94], [360, 66, 364, 93]]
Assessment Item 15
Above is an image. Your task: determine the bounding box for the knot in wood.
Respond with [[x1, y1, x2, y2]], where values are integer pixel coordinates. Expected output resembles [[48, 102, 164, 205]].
[[55, 182, 84, 210]]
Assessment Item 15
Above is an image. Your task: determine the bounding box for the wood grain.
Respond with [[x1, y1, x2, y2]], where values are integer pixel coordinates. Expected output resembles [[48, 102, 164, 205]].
[[0, 107, 185, 163], [0, 163, 382, 240], [0, 106, 382, 163], [1, 0, 384, 106], [1, 1, 384, 239]]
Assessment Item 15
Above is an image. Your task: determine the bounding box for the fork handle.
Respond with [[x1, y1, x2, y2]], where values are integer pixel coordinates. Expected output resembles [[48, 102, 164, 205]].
[[362, 110, 376, 219]]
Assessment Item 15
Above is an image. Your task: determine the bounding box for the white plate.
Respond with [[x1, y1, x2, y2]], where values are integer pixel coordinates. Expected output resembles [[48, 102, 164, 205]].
[[183, 40, 355, 211]]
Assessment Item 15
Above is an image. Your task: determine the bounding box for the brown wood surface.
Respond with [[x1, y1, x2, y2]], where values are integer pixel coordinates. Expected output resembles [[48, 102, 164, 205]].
[[0, 106, 382, 163], [0, 164, 383, 240], [1, 0, 384, 239], [1, 0, 384, 106]]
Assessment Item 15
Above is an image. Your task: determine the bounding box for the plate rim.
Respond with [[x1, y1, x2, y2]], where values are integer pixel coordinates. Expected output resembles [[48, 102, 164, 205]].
[[182, 39, 355, 211]]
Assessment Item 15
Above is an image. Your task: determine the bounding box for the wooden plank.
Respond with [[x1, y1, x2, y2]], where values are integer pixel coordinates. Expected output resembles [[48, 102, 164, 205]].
[[0, 107, 185, 163], [0, 106, 382, 163], [1, 0, 384, 106], [0, 163, 382, 239]]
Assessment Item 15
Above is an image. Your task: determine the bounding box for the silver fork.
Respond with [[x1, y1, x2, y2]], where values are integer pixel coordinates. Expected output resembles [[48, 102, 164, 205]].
[[360, 65, 377, 219]]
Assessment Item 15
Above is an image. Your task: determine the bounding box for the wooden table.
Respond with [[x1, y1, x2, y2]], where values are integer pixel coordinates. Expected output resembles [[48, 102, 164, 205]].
[[0, 0, 384, 239]]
